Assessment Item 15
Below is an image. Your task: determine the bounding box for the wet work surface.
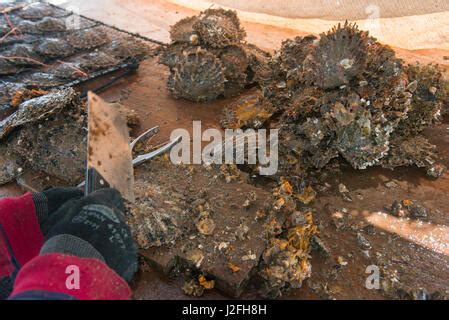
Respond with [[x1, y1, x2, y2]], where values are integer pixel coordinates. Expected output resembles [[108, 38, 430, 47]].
[[106, 57, 449, 299], [1, 1, 448, 299]]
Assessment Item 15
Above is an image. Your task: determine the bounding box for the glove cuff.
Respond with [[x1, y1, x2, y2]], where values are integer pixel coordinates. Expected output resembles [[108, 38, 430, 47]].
[[40, 234, 105, 263], [31, 192, 48, 225]]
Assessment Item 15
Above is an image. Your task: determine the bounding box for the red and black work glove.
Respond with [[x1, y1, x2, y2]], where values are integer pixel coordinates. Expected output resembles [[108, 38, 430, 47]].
[[0, 188, 83, 299], [40, 188, 138, 282], [34, 188, 84, 230]]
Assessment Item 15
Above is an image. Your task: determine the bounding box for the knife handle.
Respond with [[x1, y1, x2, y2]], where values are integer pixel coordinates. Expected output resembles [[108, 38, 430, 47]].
[[85, 167, 111, 196]]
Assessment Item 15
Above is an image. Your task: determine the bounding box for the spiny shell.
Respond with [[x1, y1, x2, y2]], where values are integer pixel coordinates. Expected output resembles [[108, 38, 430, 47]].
[[381, 136, 437, 170], [242, 43, 271, 84], [279, 35, 317, 82], [306, 22, 368, 89], [170, 16, 200, 45], [193, 8, 246, 48], [396, 63, 444, 136], [159, 42, 191, 69], [167, 48, 225, 102]]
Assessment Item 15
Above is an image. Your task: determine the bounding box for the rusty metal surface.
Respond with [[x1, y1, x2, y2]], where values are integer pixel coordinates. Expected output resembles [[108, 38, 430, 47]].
[[87, 92, 135, 202]]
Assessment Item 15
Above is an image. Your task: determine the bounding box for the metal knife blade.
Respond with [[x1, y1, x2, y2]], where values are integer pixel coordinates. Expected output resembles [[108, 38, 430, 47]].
[[86, 92, 135, 202]]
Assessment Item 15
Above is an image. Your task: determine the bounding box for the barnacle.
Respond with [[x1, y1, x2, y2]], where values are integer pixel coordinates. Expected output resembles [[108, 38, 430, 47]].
[[365, 39, 402, 84], [193, 9, 246, 48], [305, 21, 368, 89], [218, 45, 249, 97], [170, 16, 200, 45], [182, 279, 204, 297], [167, 48, 226, 102]]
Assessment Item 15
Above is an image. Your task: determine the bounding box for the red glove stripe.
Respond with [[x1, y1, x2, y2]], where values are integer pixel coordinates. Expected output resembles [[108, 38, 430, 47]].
[[10, 253, 132, 300], [0, 193, 44, 266]]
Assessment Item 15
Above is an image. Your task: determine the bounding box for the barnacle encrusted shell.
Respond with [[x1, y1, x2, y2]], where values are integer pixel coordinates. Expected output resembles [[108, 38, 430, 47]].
[[36, 17, 67, 33], [381, 136, 437, 170], [218, 45, 249, 79], [2, 44, 43, 66], [67, 27, 110, 50], [170, 16, 200, 45], [306, 21, 368, 89], [80, 51, 120, 71], [35, 38, 74, 59], [18, 2, 66, 20], [395, 63, 444, 136], [162, 9, 269, 102], [279, 35, 317, 83], [221, 92, 275, 129], [242, 43, 272, 84], [0, 61, 18, 76], [167, 48, 226, 102], [159, 42, 191, 69], [193, 9, 246, 48]]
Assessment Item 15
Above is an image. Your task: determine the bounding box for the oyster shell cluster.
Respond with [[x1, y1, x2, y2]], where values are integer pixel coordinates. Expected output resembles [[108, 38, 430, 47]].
[[224, 22, 448, 177], [0, 88, 87, 185], [0, 2, 155, 110], [160, 9, 270, 102]]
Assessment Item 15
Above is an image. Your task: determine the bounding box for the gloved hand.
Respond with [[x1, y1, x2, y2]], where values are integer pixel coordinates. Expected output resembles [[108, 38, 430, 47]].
[[40, 189, 138, 282], [0, 187, 83, 300], [33, 187, 84, 231]]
